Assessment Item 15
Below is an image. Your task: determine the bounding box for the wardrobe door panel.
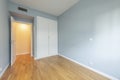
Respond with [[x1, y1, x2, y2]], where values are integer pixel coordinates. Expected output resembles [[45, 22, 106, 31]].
[[37, 16, 49, 59], [48, 20, 58, 56]]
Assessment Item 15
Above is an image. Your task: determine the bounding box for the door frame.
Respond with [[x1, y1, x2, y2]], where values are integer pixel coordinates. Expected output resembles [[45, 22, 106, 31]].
[[10, 16, 16, 66], [9, 16, 35, 66]]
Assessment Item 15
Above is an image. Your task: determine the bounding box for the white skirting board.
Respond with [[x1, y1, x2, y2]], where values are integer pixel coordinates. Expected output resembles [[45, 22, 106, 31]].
[[0, 64, 9, 78], [35, 54, 58, 60], [59, 54, 119, 80]]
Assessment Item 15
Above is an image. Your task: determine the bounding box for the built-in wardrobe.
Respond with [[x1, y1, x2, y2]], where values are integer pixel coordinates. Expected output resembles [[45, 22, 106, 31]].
[[36, 16, 58, 59]]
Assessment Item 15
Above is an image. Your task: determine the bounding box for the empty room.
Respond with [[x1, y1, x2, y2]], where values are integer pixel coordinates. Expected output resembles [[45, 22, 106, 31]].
[[0, 0, 120, 80]]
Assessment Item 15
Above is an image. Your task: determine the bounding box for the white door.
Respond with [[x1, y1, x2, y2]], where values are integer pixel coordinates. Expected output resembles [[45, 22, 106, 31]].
[[11, 16, 16, 65], [48, 20, 58, 56], [36, 17, 49, 59]]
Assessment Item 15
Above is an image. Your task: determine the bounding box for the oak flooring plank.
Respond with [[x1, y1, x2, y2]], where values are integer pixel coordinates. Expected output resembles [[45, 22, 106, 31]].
[[0, 55, 110, 80]]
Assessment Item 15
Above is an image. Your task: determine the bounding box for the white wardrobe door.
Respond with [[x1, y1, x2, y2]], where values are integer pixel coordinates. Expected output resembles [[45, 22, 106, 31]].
[[48, 20, 58, 56], [37, 17, 49, 59]]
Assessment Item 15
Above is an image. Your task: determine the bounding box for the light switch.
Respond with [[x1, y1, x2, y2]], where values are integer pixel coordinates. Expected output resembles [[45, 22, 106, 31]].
[[89, 38, 93, 41]]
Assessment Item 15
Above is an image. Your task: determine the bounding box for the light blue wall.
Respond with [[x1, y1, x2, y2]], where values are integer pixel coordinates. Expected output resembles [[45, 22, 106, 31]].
[[0, 0, 9, 76], [8, 1, 57, 21], [58, 0, 120, 79]]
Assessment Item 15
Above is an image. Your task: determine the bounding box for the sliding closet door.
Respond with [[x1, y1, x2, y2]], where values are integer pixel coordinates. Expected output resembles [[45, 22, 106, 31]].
[[48, 20, 58, 56], [36, 16, 49, 59]]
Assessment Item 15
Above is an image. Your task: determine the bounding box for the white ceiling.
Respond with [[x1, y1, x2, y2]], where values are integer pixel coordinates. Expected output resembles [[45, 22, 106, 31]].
[[10, 0, 80, 16]]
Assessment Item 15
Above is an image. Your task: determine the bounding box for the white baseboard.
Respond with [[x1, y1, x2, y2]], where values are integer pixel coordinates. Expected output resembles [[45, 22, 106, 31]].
[[35, 54, 58, 60], [16, 52, 30, 55], [0, 64, 9, 78], [11, 57, 16, 66], [59, 54, 119, 80], [35, 57, 40, 60]]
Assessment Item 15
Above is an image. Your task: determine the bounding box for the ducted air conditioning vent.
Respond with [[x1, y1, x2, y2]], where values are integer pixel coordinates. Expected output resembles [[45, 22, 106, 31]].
[[18, 7, 28, 12]]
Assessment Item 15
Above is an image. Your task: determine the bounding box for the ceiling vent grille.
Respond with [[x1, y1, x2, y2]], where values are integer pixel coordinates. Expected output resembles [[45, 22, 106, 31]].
[[18, 7, 28, 12]]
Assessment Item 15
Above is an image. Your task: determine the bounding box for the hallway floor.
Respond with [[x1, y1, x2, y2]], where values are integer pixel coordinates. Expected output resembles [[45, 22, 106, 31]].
[[1, 54, 109, 80]]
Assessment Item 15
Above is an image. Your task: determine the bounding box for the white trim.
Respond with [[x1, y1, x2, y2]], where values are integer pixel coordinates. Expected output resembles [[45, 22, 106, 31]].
[[34, 57, 39, 60], [16, 52, 30, 55], [0, 64, 9, 78], [59, 54, 119, 80], [35, 54, 58, 60], [11, 57, 16, 66]]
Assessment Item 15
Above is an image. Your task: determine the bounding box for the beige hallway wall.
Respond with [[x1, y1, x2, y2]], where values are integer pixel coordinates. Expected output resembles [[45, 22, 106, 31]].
[[13, 22, 32, 55]]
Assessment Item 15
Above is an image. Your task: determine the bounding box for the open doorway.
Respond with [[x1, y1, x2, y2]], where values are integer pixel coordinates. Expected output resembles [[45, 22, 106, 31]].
[[10, 12, 34, 65], [12, 21, 32, 55]]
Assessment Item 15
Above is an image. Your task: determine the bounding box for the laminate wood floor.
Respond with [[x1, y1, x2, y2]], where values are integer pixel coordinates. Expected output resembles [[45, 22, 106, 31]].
[[1, 54, 110, 80]]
